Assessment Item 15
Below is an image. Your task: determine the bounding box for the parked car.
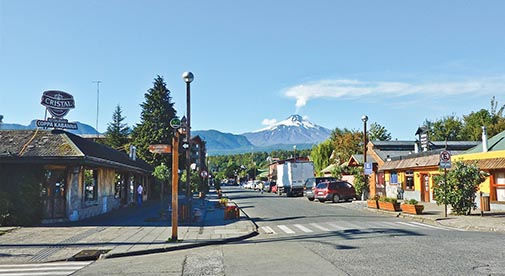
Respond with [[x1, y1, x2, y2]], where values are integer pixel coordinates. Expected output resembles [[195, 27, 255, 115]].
[[304, 177, 337, 201], [314, 181, 357, 203], [243, 180, 254, 189]]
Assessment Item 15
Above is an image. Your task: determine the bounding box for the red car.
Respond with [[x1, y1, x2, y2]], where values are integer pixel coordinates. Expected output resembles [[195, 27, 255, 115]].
[[315, 181, 357, 203]]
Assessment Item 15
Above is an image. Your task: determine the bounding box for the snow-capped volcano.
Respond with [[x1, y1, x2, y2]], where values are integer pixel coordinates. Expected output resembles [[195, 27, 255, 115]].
[[242, 114, 332, 147]]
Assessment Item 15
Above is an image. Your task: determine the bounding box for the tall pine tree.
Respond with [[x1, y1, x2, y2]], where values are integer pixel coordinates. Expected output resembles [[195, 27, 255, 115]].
[[131, 76, 177, 167], [104, 104, 130, 151]]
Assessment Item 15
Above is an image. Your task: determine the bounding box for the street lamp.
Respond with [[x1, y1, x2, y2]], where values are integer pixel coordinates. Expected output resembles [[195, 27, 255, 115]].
[[293, 145, 297, 161], [361, 115, 368, 199], [182, 72, 194, 199]]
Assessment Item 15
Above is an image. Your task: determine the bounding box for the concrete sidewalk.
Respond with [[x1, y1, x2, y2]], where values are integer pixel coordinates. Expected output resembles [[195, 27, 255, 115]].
[[0, 191, 258, 264], [348, 200, 505, 233]]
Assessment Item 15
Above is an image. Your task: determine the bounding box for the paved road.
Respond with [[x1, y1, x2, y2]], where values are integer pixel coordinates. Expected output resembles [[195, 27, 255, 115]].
[[56, 187, 505, 275]]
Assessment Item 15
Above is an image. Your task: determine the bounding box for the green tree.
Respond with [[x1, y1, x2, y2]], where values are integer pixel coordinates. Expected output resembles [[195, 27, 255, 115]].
[[423, 115, 465, 141], [310, 140, 333, 176], [330, 128, 362, 164], [433, 161, 488, 215], [104, 104, 130, 151], [131, 76, 177, 167], [461, 109, 492, 140], [368, 122, 392, 141]]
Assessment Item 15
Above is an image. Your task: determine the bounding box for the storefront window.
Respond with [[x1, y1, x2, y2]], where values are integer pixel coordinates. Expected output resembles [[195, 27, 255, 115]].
[[390, 171, 398, 184], [493, 171, 505, 202], [84, 169, 98, 201], [405, 170, 414, 190], [114, 173, 123, 199]]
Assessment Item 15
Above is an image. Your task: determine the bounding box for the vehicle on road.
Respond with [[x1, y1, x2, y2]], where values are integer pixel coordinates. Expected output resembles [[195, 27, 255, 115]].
[[314, 181, 357, 203], [304, 177, 337, 201], [276, 160, 315, 197], [263, 181, 271, 192]]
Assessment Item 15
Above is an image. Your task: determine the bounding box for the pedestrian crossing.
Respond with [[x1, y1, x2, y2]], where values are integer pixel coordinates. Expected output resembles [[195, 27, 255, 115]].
[[259, 220, 458, 235], [0, 261, 92, 276]]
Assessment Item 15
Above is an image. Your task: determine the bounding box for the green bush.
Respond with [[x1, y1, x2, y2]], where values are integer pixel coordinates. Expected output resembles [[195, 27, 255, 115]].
[[404, 199, 419, 205], [433, 161, 488, 215], [379, 196, 398, 204], [0, 165, 44, 226]]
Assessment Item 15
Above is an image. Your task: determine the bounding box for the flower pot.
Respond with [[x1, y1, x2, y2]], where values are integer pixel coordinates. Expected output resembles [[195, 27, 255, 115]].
[[367, 199, 379, 209], [378, 201, 401, 212], [401, 204, 424, 215]]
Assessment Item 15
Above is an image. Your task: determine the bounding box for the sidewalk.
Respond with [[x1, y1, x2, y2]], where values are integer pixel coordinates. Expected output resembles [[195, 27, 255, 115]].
[[0, 190, 258, 264], [348, 200, 505, 232]]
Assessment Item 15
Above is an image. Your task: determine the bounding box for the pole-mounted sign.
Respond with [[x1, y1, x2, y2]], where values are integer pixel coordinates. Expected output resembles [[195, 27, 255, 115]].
[[36, 90, 78, 130], [439, 150, 452, 169]]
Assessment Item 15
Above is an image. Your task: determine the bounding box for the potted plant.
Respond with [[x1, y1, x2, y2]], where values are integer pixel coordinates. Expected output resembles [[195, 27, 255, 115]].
[[367, 195, 380, 209], [401, 199, 424, 214], [378, 196, 401, 212]]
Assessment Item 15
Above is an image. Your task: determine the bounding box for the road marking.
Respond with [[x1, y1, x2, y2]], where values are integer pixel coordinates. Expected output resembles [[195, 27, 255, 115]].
[[293, 224, 313, 233], [261, 226, 277, 234], [326, 222, 346, 231], [397, 221, 425, 228], [277, 225, 296, 234], [310, 223, 330, 231], [0, 261, 93, 276], [408, 221, 449, 231]]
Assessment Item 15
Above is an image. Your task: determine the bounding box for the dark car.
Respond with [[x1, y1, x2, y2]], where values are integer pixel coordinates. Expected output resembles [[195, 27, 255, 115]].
[[314, 181, 357, 203], [304, 177, 337, 201]]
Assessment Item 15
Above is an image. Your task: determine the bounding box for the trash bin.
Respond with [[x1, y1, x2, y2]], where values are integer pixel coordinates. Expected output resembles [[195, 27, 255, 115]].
[[480, 195, 490, 211]]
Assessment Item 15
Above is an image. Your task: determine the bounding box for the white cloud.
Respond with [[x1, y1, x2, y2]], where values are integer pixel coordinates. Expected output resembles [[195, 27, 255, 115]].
[[262, 118, 277, 126], [284, 76, 505, 108]]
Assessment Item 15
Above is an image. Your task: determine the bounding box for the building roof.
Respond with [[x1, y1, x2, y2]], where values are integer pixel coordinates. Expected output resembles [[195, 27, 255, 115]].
[[380, 153, 440, 171], [0, 129, 152, 173], [464, 130, 505, 154]]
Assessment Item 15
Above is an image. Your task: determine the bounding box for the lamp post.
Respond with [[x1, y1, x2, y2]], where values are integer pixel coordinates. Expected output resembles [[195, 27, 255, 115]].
[[362, 115, 368, 200], [182, 72, 194, 199], [293, 145, 297, 161]]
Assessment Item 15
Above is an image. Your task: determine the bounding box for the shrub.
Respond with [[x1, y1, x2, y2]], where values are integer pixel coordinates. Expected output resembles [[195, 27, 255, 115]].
[[404, 199, 419, 205]]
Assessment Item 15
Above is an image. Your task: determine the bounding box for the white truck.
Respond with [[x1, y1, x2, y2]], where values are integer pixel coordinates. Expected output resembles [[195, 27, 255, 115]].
[[276, 161, 315, 197]]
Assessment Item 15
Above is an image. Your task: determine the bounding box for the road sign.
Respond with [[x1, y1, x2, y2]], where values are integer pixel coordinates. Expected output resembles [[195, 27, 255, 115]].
[[148, 144, 172, 154], [364, 162, 373, 175], [200, 170, 208, 178], [170, 118, 182, 129], [439, 150, 452, 169]]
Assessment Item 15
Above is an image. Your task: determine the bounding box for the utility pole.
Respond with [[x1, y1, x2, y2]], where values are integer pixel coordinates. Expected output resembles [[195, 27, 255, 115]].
[[92, 80, 101, 137], [171, 130, 180, 241]]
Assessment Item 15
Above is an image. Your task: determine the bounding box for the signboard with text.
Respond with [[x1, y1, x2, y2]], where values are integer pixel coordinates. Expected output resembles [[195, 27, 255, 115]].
[[439, 150, 452, 169], [36, 90, 78, 130]]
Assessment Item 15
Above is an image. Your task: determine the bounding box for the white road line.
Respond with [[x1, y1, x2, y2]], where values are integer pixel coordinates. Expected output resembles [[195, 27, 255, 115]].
[[0, 261, 92, 276], [261, 226, 276, 234], [397, 221, 426, 228], [293, 224, 313, 233], [310, 223, 330, 231], [277, 225, 296, 234], [380, 221, 400, 228], [409, 221, 449, 231], [326, 222, 346, 231]]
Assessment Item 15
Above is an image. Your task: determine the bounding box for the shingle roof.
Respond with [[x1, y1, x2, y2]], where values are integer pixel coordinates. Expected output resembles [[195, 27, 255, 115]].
[[0, 129, 152, 173]]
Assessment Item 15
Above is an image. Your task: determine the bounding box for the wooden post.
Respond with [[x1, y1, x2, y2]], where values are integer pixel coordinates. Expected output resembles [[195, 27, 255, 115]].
[[171, 131, 179, 241]]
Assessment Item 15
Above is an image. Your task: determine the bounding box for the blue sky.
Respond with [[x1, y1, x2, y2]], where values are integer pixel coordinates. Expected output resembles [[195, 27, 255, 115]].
[[1, 1, 504, 140]]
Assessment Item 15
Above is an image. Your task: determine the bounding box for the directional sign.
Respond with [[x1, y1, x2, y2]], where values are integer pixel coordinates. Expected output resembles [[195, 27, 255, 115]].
[[170, 118, 182, 129], [439, 150, 452, 169], [149, 144, 172, 154]]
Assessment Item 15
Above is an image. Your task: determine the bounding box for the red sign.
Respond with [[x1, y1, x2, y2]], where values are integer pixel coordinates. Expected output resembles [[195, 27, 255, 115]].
[[149, 144, 172, 153]]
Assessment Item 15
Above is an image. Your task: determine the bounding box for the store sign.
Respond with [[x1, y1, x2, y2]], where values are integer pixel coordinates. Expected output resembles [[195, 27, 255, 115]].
[[36, 90, 78, 130]]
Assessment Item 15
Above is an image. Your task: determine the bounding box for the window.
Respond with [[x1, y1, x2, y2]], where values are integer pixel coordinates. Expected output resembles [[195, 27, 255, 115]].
[[405, 171, 414, 190], [493, 171, 505, 202], [114, 173, 123, 199], [84, 168, 98, 201], [390, 171, 398, 184]]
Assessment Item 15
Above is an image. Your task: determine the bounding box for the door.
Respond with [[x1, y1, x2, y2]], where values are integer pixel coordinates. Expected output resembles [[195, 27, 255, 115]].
[[42, 169, 67, 219], [421, 174, 430, 202]]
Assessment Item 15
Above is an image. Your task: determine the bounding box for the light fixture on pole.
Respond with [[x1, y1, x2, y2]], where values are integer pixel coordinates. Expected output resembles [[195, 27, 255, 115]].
[[182, 72, 194, 199]]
